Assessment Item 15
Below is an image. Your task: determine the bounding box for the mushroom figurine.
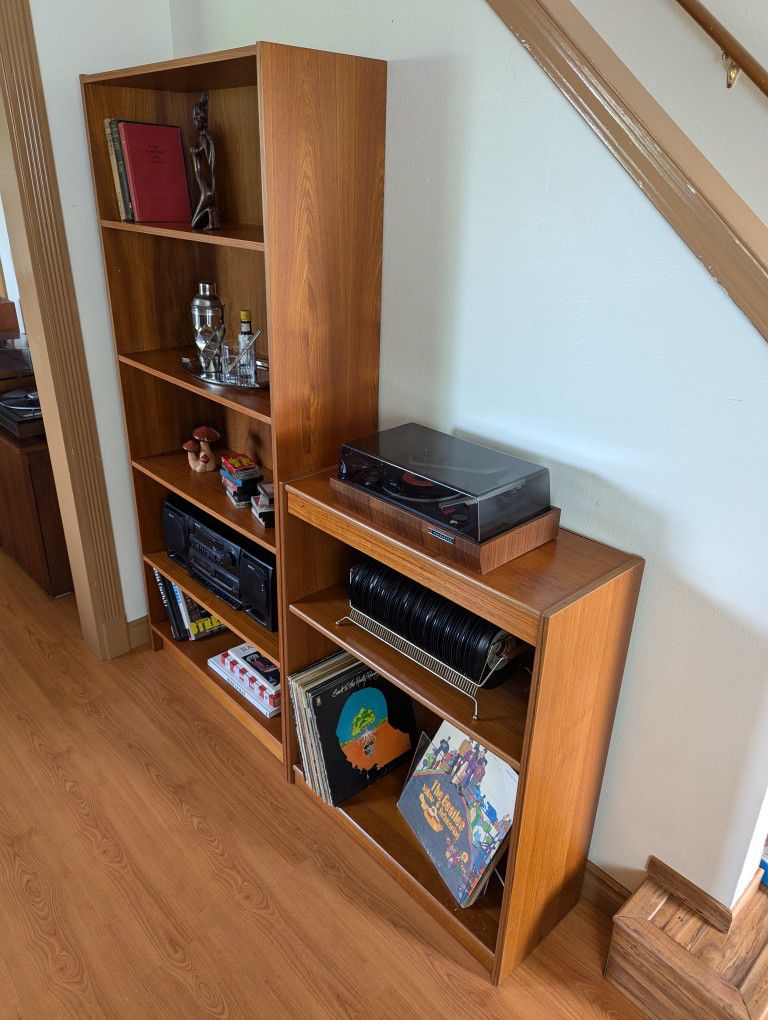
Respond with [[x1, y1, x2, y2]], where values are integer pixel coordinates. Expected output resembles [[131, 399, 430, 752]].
[[182, 439, 200, 471], [191, 425, 220, 472]]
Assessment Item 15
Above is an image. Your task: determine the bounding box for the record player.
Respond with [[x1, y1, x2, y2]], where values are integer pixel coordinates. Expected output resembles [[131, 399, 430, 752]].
[[0, 387, 45, 439], [335, 423, 560, 573]]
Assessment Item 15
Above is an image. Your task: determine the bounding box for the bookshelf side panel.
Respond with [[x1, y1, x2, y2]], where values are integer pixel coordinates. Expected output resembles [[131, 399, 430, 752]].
[[494, 561, 643, 982], [258, 42, 386, 480]]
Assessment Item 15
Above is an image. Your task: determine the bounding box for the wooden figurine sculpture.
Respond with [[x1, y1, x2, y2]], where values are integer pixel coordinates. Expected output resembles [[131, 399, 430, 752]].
[[183, 425, 220, 472], [190, 91, 220, 231]]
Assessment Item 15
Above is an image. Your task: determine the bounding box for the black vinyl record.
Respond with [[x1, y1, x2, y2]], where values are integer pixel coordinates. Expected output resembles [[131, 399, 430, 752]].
[[349, 558, 517, 684]]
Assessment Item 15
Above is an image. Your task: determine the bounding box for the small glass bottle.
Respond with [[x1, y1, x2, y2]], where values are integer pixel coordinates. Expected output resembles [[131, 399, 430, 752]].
[[220, 328, 235, 383], [237, 309, 256, 386]]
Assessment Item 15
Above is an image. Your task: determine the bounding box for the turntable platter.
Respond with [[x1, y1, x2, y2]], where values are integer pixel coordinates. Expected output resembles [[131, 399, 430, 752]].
[[383, 469, 453, 504]]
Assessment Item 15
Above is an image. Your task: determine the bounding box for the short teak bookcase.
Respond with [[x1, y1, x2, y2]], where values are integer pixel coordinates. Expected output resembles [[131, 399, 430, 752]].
[[82, 43, 643, 986]]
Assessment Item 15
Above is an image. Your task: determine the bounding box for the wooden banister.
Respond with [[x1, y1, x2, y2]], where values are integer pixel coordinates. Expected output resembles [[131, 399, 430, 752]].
[[485, 0, 768, 346], [673, 0, 768, 99]]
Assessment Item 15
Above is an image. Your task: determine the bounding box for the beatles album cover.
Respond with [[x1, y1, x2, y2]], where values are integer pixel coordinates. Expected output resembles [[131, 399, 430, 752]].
[[397, 721, 519, 907]]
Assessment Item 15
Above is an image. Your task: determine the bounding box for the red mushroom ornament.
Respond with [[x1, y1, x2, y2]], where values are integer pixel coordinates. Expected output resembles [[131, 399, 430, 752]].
[[191, 425, 220, 473], [182, 439, 200, 471]]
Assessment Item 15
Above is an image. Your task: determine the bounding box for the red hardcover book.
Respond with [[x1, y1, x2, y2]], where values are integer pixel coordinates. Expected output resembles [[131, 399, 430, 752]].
[[117, 122, 191, 223]]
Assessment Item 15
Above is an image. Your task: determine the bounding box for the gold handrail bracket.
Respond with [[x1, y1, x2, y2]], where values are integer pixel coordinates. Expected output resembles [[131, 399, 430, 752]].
[[674, 0, 767, 97]]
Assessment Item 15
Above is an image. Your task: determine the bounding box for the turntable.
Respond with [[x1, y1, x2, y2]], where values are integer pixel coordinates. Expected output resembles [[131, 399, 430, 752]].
[[0, 387, 44, 439], [335, 423, 560, 574]]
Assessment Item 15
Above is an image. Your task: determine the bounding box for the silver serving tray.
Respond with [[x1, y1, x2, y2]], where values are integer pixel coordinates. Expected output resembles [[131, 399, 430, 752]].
[[182, 357, 270, 391]]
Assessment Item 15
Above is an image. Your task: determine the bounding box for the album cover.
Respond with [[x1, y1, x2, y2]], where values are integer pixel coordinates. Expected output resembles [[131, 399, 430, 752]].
[[292, 655, 418, 807], [397, 721, 519, 907]]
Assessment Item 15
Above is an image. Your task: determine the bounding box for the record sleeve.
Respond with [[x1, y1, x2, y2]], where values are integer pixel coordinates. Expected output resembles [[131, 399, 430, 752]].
[[290, 654, 418, 807], [397, 721, 519, 907]]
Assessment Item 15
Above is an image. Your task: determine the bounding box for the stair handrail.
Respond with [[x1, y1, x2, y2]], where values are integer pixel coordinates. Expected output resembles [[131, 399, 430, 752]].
[[673, 0, 768, 95]]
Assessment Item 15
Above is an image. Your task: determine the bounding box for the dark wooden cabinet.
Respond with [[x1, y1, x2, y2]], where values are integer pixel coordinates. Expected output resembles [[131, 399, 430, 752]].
[[0, 427, 72, 596]]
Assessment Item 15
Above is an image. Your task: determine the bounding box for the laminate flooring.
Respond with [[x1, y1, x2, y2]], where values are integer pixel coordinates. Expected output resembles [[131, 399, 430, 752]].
[[0, 551, 641, 1018]]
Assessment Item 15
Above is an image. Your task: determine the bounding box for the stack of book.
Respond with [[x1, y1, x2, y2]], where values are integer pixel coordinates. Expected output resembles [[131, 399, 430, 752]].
[[251, 481, 275, 529], [207, 642, 281, 718], [290, 652, 417, 807], [152, 568, 225, 641], [220, 453, 262, 509], [104, 119, 191, 224]]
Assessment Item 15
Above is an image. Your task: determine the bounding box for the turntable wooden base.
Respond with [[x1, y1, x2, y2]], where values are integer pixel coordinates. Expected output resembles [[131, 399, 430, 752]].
[[329, 476, 561, 574]]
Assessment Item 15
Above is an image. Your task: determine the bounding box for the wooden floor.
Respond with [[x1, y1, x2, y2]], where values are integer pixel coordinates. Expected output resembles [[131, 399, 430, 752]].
[[0, 550, 643, 1019]]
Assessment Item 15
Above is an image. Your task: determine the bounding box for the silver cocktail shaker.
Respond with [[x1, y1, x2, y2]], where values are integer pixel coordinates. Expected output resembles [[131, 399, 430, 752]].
[[191, 281, 226, 374]]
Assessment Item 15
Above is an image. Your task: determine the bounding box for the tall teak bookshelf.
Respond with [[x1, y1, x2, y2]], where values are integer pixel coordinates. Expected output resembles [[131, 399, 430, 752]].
[[81, 43, 386, 761], [83, 43, 643, 987]]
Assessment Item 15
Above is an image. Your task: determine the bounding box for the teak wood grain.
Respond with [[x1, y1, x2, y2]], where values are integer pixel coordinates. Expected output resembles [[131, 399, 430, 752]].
[[132, 449, 276, 553], [494, 562, 643, 981], [287, 468, 639, 646], [118, 364, 273, 477], [101, 230, 270, 362], [259, 43, 385, 481], [117, 347, 272, 424], [0, 297, 18, 331], [144, 550, 280, 665], [294, 762, 503, 968], [289, 582, 532, 769], [82, 42, 385, 770], [284, 466, 643, 982], [329, 475, 562, 573], [255, 42, 386, 775], [82, 41, 643, 987], [101, 218, 266, 250], [0, 429, 72, 596], [153, 619, 282, 759]]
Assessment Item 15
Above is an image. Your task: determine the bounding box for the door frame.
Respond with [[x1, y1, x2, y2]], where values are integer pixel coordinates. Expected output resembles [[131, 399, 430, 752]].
[[0, 0, 138, 658]]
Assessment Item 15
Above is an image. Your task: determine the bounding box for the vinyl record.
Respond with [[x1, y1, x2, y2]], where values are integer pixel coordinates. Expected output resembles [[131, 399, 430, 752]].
[[383, 469, 451, 504], [348, 557, 517, 684]]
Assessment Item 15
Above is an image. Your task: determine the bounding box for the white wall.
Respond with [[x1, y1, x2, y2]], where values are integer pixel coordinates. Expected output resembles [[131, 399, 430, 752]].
[[27, 0, 174, 622], [168, 0, 768, 906], [0, 193, 22, 325], [572, 0, 768, 227]]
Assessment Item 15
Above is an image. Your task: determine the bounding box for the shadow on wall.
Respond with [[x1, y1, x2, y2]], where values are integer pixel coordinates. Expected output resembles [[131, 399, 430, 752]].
[[379, 55, 470, 429], [456, 425, 768, 902]]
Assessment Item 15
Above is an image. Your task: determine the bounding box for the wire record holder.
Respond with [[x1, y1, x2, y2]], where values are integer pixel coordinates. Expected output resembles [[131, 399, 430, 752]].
[[335, 603, 510, 720]]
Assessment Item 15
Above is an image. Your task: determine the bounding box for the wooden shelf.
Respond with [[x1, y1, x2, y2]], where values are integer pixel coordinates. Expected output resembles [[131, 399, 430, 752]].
[[145, 550, 280, 665], [286, 469, 640, 647], [294, 762, 500, 967], [290, 584, 530, 769], [119, 348, 272, 424], [133, 451, 276, 554], [153, 620, 282, 761], [101, 219, 266, 251]]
